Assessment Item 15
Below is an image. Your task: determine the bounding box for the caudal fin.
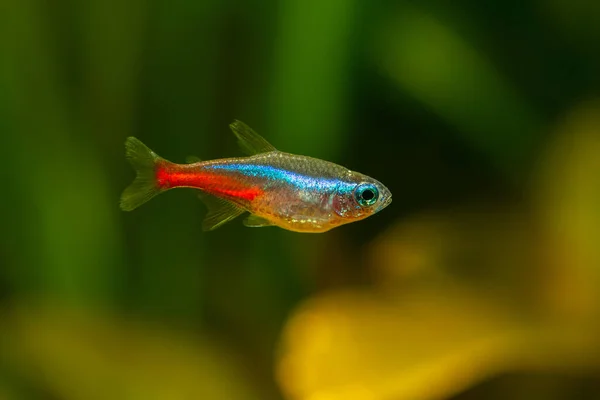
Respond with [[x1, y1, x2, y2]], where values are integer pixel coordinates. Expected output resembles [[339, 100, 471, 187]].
[[120, 137, 164, 211]]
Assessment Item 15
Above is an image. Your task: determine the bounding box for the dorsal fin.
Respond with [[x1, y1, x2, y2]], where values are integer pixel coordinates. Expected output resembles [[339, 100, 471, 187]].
[[185, 155, 202, 164], [197, 192, 245, 231], [229, 120, 277, 155]]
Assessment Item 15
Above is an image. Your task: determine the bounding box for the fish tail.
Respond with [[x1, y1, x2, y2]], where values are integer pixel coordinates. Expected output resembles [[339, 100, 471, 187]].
[[120, 137, 167, 211]]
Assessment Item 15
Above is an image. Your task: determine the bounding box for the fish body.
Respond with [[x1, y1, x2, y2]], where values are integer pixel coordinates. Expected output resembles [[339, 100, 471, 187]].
[[121, 121, 391, 233]]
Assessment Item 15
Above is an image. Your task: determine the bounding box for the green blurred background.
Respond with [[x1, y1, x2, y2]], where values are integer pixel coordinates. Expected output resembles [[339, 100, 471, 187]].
[[1, 0, 600, 399]]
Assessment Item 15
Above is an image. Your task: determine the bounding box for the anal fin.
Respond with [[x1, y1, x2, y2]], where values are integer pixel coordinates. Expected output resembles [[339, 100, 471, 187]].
[[243, 215, 274, 228], [197, 192, 245, 231]]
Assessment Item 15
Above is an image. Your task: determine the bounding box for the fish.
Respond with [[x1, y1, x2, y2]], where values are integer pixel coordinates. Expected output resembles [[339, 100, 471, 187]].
[[120, 120, 392, 233]]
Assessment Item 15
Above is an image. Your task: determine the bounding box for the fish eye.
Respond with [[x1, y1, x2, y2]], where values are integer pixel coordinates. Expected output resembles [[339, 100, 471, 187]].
[[354, 184, 379, 207]]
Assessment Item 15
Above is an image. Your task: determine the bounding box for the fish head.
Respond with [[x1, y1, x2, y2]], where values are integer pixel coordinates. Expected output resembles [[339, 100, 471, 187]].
[[332, 172, 392, 221]]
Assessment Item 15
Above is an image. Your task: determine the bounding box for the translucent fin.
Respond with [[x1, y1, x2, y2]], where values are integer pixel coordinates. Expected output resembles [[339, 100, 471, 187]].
[[197, 192, 245, 231], [243, 215, 274, 228], [229, 120, 277, 155], [120, 137, 165, 211], [185, 155, 202, 164]]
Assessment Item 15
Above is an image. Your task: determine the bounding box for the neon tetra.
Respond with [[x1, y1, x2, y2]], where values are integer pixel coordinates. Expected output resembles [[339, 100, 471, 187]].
[[120, 121, 392, 232]]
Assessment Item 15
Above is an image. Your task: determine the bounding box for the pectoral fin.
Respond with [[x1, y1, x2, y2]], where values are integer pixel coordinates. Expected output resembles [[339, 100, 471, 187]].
[[197, 192, 245, 231], [243, 215, 274, 228]]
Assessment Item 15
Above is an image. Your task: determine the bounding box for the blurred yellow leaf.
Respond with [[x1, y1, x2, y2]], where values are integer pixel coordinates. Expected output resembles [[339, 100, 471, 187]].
[[533, 101, 600, 320], [277, 286, 600, 400], [2, 304, 262, 400], [277, 288, 524, 400]]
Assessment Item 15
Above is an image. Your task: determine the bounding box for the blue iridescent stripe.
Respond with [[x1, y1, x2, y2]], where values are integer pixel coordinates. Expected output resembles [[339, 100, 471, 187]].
[[206, 163, 350, 191]]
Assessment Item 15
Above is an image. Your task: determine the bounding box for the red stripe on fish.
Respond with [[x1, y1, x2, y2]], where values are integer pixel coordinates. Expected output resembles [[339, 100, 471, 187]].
[[156, 163, 261, 201]]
